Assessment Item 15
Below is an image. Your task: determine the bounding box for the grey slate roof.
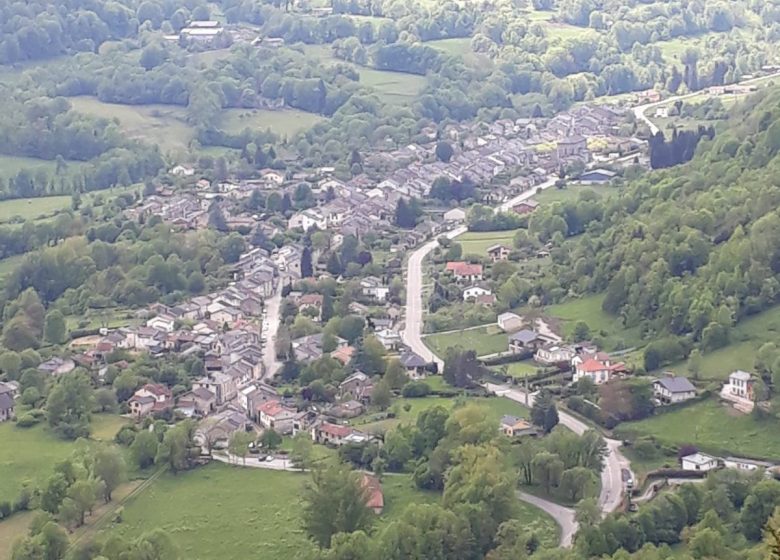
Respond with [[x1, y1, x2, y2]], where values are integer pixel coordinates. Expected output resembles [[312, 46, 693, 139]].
[[654, 376, 696, 394], [0, 393, 13, 411], [508, 329, 539, 344]]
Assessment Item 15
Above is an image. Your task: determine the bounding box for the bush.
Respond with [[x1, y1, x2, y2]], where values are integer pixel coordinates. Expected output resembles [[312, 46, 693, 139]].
[[401, 381, 432, 398], [0, 502, 11, 520], [16, 414, 41, 428], [633, 438, 661, 461], [115, 425, 138, 446]]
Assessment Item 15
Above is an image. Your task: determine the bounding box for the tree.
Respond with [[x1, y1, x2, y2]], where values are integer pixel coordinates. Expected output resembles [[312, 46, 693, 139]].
[[228, 431, 255, 465], [371, 379, 392, 410], [291, 432, 314, 471], [572, 320, 590, 342], [63, 478, 99, 527], [442, 349, 483, 388], [259, 429, 282, 451], [43, 310, 67, 345], [435, 141, 454, 162], [575, 497, 601, 527], [687, 349, 703, 379], [0, 351, 22, 378], [155, 421, 196, 474], [302, 464, 374, 547], [531, 452, 564, 495], [384, 359, 408, 390], [531, 390, 558, 433], [560, 466, 598, 501], [46, 372, 94, 440], [353, 335, 386, 375], [92, 446, 126, 502], [130, 431, 159, 469], [94, 388, 117, 412], [301, 247, 314, 278]]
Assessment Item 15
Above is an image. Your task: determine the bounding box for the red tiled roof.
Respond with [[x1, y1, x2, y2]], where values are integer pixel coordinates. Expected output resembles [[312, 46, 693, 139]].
[[331, 346, 355, 364], [299, 294, 324, 306], [361, 474, 384, 510], [257, 400, 293, 417], [445, 262, 483, 276], [319, 422, 353, 438], [577, 358, 609, 373], [141, 384, 172, 398]]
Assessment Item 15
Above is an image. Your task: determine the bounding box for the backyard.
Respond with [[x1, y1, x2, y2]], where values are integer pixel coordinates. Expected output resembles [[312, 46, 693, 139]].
[[615, 398, 780, 460], [424, 324, 508, 357], [455, 229, 519, 256], [491, 360, 541, 379]]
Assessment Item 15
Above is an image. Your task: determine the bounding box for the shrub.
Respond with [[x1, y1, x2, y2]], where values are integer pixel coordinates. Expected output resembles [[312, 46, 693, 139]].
[[16, 414, 40, 428], [401, 381, 432, 398]]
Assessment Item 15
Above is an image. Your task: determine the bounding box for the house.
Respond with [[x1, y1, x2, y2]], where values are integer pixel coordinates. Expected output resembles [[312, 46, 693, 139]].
[[399, 349, 429, 380], [722, 457, 775, 472], [486, 244, 511, 262], [361, 474, 384, 514], [463, 285, 492, 302], [497, 312, 524, 332], [475, 293, 497, 306], [257, 400, 297, 435], [720, 370, 755, 413], [653, 375, 697, 405], [193, 373, 237, 406], [571, 353, 626, 385], [508, 329, 545, 353], [38, 357, 76, 376], [298, 294, 324, 320], [534, 344, 576, 366], [169, 165, 195, 177], [292, 333, 347, 362], [512, 200, 539, 215], [681, 452, 720, 472], [339, 372, 374, 401], [195, 409, 248, 451], [146, 314, 176, 332], [176, 388, 217, 417], [500, 415, 537, 438], [376, 328, 402, 351], [443, 208, 466, 223], [311, 422, 369, 446], [128, 384, 174, 419], [445, 262, 483, 283], [579, 169, 617, 184], [360, 276, 390, 302], [0, 392, 14, 422], [330, 345, 356, 365], [329, 400, 365, 419], [0, 381, 18, 400]]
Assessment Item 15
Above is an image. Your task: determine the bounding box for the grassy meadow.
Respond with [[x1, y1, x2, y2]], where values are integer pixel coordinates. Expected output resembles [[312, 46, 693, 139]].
[[616, 398, 780, 460], [221, 108, 325, 137], [0, 195, 71, 223], [455, 229, 519, 256], [424, 325, 508, 357], [534, 183, 622, 205]]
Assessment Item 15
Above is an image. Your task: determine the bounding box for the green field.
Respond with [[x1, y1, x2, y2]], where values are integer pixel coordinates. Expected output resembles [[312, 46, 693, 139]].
[[424, 325, 508, 357], [0, 511, 34, 560], [113, 463, 437, 559], [616, 398, 780, 460], [544, 294, 643, 351], [69, 96, 194, 154], [492, 361, 540, 379], [0, 195, 71, 223], [0, 155, 86, 181], [0, 423, 74, 502], [354, 395, 529, 434], [543, 22, 597, 41], [222, 108, 326, 137], [455, 229, 519, 256], [90, 414, 130, 442]]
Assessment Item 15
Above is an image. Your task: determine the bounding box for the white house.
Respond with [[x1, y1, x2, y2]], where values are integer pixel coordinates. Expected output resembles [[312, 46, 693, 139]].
[[170, 165, 195, 177], [257, 400, 296, 435], [497, 312, 523, 333], [722, 457, 774, 472], [260, 169, 285, 185], [681, 452, 720, 472], [463, 285, 492, 301], [146, 314, 176, 333], [534, 344, 576, 366], [720, 370, 755, 413], [571, 353, 625, 385], [443, 208, 466, 223], [376, 328, 402, 350], [360, 276, 390, 302], [653, 375, 696, 405]]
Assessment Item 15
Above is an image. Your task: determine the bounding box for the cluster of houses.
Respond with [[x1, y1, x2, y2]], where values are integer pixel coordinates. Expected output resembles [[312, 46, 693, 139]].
[[0, 381, 18, 423]]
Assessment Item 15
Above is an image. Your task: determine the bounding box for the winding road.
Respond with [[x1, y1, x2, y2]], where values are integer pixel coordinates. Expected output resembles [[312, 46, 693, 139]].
[[401, 177, 631, 547]]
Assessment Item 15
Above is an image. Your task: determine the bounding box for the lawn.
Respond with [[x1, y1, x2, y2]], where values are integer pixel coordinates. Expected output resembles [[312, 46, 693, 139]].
[[0, 423, 74, 503], [113, 463, 435, 559], [91, 414, 130, 442], [0, 195, 71, 223], [221, 108, 325, 137], [68, 96, 194, 154], [543, 294, 643, 351], [354, 395, 530, 434], [426, 38, 473, 57], [543, 22, 598, 41], [424, 325, 508, 357], [0, 155, 87, 181], [492, 360, 541, 379], [534, 184, 621, 205], [455, 229, 519, 256], [615, 398, 780, 460]]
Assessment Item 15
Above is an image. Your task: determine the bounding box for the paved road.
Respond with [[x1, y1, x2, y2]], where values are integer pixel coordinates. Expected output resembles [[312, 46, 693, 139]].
[[401, 225, 466, 370], [632, 71, 780, 135], [518, 490, 577, 547], [261, 284, 283, 379], [486, 383, 630, 516]]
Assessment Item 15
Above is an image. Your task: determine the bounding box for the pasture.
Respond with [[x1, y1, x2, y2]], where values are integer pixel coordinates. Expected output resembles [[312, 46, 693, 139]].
[[455, 229, 519, 256], [222, 108, 325, 137], [0, 194, 71, 224], [616, 398, 780, 460]]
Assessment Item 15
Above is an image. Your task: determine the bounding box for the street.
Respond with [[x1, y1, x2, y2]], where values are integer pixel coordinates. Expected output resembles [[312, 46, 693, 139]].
[[261, 284, 283, 379]]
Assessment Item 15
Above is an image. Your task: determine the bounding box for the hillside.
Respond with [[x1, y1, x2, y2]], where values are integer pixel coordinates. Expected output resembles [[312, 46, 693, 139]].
[[531, 87, 780, 364]]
